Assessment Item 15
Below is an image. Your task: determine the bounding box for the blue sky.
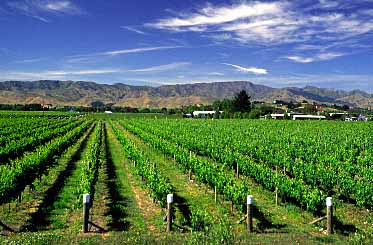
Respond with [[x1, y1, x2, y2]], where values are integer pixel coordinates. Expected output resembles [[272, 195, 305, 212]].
[[0, 0, 372, 92]]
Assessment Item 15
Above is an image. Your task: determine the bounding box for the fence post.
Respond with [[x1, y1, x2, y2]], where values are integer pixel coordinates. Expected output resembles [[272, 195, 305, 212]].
[[167, 194, 173, 232], [247, 195, 253, 234], [83, 193, 90, 233], [275, 166, 279, 206], [326, 197, 333, 235], [214, 186, 217, 204]]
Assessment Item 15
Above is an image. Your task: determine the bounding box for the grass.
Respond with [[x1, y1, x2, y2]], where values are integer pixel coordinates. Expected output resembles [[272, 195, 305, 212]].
[[104, 123, 145, 232]]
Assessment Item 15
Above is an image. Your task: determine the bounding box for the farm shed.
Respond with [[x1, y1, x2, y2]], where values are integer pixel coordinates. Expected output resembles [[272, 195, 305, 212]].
[[292, 115, 326, 120], [192, 111, 223, 117], [270, 114, 285, 119]]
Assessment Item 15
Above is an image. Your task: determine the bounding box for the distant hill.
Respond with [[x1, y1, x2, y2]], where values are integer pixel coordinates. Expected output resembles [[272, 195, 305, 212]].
[[0, 80, 371, 108]]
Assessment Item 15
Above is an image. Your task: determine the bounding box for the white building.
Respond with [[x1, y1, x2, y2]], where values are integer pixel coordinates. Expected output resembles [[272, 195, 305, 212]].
[[270, 114, 285, 119], [192, 111, 223, 117], [293, 115, 326, 120]]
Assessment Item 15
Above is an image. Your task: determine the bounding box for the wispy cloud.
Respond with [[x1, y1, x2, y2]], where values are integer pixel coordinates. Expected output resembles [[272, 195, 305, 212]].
[[1, 62, 190, 80], [127, 62, 190, 73], [146, 2, 283, 31], [12, 58, 45, 64], [223, 63, 267, 75], [67, 46, 181, 63], [121, 26, 147, 35], [207, 72, 224, 76], [286, 52, 345, 63], [7, 0, 83, 22], [146, 1, 373, 48], [11, 69, 119, 78], [286, 56, 314, 63]]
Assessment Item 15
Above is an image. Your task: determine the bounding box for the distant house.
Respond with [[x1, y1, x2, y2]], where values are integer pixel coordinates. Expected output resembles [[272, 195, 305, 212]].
[[270, 114, 285, 119], [345, 117, 357, 121], [104, 111, 113, 114], [329, 112, 347, 117], [192, 111, 223, 118], [293, 115, 326, 120], [315, 105, 325, 112], [329, 112, 347, 120]]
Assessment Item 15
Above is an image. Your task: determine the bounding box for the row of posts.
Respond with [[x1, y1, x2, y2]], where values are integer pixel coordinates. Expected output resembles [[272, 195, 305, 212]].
[[81, 193, 333, 235]]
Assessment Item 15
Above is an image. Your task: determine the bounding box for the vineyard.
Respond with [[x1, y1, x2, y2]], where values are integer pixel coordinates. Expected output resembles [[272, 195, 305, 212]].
[[0, 112, 372, 244]]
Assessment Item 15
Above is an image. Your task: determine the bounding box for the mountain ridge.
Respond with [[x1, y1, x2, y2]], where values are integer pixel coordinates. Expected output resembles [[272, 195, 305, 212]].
[[0, 80, 371, 108]]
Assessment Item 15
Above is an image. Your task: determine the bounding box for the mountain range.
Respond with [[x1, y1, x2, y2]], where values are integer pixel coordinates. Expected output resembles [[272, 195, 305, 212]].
[[0, 80, 371, 109]]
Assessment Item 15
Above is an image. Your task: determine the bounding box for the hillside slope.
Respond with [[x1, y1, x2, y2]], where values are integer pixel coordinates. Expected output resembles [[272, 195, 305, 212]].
[[0, 80, 371, 108]]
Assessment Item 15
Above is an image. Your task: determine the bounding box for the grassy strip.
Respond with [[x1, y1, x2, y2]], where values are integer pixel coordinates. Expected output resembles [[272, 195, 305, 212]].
[[104, 123, 145, 232], [44, 123, 99, 233], [87, 122, 110, 232], [110, 121, 173, 207]]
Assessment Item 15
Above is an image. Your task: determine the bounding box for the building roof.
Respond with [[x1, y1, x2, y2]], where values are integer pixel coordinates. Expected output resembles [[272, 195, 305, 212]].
[[192, 111, 223, 116], [293, 115, 326, 119]]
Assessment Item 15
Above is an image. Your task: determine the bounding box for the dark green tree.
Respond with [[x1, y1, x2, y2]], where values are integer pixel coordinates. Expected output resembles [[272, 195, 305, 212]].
[[232, 90, 251, 112]]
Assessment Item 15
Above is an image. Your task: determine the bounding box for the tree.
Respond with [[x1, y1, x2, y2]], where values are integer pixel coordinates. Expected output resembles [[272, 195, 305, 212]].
[[232, 90, 251, 112], [342, 105, 350, 111], [91, 101, 105, 112]]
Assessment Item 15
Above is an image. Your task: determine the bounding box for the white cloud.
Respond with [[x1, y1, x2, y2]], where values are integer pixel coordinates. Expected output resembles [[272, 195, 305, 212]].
[[127, 62, 190, 73], [1, 62, 190, 80], [102, 46, 178, 56], [67, 46, 181, 63], [121, 26, 147, 35], [147, 2, 283, 30], [223, 63, 267, 75], [12, 58, 45, 64], [45, 1, 73, 12], [318, 0, 340, 8], [7, 0, 83, 22], [207, 72, 224, 76], [12, 69, 119, 78], [286, 56, 314, 63], [286, 52, 345, 63], [146, 1, 373, 47]]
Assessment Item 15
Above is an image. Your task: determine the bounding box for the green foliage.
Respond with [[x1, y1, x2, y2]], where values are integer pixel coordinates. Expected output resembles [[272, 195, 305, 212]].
[[110, 121, 174, 207], [0, 119, 92, 205], [77, 121, 103, 203], [120, 120, 251, 213], [122, 118, 373, 211], [232, 90, 251, 113], [190, 208, 213, 232]]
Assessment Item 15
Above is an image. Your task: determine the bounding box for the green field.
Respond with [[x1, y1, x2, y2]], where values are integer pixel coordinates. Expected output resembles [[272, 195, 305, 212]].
[[0, 112, 372, 244]]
